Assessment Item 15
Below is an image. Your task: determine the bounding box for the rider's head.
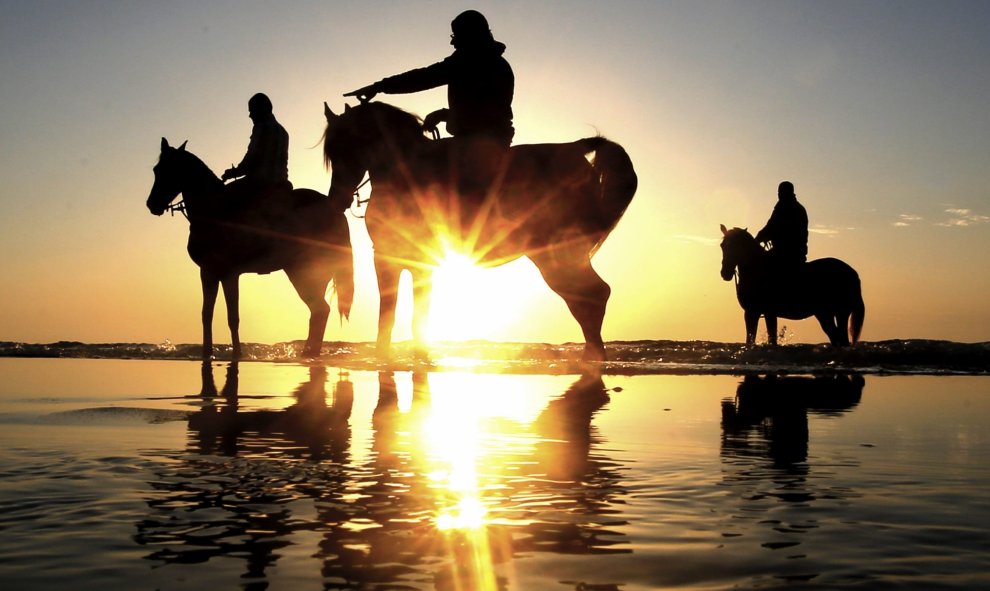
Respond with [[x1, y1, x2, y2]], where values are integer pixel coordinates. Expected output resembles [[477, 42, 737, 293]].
[[248, 93, 274, 120], [450, 10, 494, 49], [778, 181, 795, 200]]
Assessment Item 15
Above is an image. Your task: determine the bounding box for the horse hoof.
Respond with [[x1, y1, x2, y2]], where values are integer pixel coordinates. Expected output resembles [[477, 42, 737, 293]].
[[581, 346, 607, 363]]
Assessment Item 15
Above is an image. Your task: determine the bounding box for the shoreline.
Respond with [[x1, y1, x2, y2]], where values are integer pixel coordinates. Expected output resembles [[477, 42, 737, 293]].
[[1, 339, 987, 376]]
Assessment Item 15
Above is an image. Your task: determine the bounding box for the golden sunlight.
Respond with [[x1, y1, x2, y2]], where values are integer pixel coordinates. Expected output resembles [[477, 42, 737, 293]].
[[427, 251, 515, 342]]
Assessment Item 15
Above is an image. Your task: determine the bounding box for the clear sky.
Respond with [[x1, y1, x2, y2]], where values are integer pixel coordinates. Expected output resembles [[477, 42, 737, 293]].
[[1, 0, 988, 346]]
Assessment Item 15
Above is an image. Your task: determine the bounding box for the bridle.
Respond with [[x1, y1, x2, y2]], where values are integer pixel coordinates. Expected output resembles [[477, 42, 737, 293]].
[[167, 200, 188, 219], [348, 175, 372, 218]]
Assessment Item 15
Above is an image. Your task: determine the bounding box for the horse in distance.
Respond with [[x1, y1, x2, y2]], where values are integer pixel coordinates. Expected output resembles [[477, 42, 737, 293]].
[[719, 224, 864, 346]]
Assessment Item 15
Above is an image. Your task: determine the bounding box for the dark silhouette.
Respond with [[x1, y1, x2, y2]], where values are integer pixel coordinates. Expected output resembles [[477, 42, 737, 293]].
[[221, 93, 292, 198], [345, 10, 514, 202], [187, 362, 353, 460], [754, 181, 808, 268], [322, 102, 637, 361], [719, 374, 864, 561], [720, 224, 864, 346], [138, 366, 629, 588], [721, 374, 864, 469], [146, 138, 354, 359], [136, 362, 354, 581]]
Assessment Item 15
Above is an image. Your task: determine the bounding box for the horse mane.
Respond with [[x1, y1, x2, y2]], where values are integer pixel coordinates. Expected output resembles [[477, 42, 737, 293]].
[[322, 101, 426, 169], [160, 146, 220, 183]]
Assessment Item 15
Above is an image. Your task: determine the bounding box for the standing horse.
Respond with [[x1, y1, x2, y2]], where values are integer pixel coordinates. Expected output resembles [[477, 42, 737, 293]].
[[719, 224, 864, 346], [322, 102, 637, 361], [146, 138, 354, 359]]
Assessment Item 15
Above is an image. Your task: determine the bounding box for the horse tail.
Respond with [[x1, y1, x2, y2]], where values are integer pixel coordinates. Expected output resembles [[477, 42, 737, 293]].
[[331, 212, 354, 321], [578, 137, 638, 254], [850, 273, 865, 344]]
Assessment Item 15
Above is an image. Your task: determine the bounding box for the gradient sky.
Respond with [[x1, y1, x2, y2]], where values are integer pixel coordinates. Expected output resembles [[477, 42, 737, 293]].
[[1, 0, 988, 346]]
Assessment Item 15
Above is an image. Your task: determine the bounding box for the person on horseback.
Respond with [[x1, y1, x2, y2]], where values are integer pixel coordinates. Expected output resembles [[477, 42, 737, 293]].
[[755, 181, 808, 269], [344, 10, 514, 203], [222, 93, 292, 199]]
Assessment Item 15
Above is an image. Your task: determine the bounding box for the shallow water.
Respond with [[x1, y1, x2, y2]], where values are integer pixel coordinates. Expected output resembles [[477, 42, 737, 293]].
[[0, 358, 988, 590]]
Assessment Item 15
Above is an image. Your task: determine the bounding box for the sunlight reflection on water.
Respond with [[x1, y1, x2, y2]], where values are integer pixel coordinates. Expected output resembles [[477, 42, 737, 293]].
[[0, 360, 988, 590]]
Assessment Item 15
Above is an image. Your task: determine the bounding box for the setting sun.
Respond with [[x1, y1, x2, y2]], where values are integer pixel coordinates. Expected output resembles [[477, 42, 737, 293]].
[[427, 251, 520, 342]]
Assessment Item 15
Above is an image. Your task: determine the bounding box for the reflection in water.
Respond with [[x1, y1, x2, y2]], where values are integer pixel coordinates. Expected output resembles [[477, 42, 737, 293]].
[[136, 365, 627, 590], [719, 374, 864, 573]]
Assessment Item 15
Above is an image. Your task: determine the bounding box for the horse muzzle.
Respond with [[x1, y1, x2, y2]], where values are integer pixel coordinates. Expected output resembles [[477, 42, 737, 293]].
[[147, 199, 167, 216], [720, 266, 735, 281]]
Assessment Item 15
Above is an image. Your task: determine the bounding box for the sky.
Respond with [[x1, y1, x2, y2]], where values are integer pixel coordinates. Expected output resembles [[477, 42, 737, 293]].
[[1, 0, 989, 346]]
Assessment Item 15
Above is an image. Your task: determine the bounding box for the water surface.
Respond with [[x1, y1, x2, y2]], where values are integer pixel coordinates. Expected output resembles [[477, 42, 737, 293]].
[[0, 358, 987, 590]]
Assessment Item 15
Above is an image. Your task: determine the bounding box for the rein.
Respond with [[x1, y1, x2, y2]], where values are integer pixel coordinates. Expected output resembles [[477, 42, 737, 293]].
[[349, 175, 372, 218]]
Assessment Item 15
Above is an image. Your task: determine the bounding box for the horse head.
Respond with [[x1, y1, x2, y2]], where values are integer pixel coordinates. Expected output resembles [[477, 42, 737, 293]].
[[719, 224, 757, 281], [322, 103, 372, 211], [322, 101, 427, 209], [146, 138, 190, 216], [147, 138, 220, 216]]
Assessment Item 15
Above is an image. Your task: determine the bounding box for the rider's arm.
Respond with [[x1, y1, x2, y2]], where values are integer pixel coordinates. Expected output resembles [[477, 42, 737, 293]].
[[375, 59, 450, 94]]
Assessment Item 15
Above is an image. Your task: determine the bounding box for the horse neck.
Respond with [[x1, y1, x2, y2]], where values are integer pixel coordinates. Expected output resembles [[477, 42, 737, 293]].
[[180, 158, 224, 215], [364, 106, 427, 172], [733, 236, 767, 276]]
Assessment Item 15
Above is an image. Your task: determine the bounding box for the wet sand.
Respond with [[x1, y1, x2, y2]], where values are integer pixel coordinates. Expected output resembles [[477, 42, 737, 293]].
[[1, 358, 988, 590]]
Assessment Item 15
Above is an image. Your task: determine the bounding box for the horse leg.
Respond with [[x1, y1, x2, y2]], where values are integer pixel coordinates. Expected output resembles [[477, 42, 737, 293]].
[[220, 275, 241, 360], [410, 267, 433, 358], [201, 268, 220, 360], [375, 255, 402, 358], [531, 254, 611, 361], [815, 313, 841, 346], [744, 310, 760, 346], [836, 312, 852, 346], [285, 266, 331, 358], [765, 315, 778, 346]]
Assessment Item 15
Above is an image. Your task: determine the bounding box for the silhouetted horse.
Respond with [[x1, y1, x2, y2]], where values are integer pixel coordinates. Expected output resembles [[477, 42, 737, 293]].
[[322, 102, 638, 360], [146, 138, 354, 359], [719, 225, 864, 346]]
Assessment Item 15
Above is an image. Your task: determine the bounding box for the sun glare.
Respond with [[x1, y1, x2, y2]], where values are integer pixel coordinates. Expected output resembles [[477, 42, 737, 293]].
[[427, 251, 511, 342]]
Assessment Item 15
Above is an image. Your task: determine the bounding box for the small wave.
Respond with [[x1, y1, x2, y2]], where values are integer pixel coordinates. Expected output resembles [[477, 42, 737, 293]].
[[43, 407, 192, 425], [0, 339, 987, 375]]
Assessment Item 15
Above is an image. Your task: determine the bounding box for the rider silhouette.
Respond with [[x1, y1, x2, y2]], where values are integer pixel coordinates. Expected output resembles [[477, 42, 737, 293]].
[[755, 181, 808, 268], [222, 93, 292, 198], [345, 10, 514, 204]]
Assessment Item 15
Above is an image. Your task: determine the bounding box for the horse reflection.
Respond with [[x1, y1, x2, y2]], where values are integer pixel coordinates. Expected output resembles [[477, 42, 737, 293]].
[[136, 363, 354, 585], [139, 369, 629, 589], [718, 374, 865, 555], [721, 374, 864, 469], [521, 373, 629, 557], [188, 362, 353, 460]]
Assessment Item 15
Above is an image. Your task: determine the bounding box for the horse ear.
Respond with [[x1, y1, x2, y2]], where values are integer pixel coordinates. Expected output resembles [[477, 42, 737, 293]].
[[178, 140, 187, 151], [344, 103, 351, 113], [720, 224, 728, 235], [324, 101, 336, 120], [161, 137, 170, 150]]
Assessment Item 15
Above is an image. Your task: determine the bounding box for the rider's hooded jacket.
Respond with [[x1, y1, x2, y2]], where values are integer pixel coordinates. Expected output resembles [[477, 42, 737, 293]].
[[755, 195, 809, 265], [235, 112, 289, 184], [374, 39, 514, 144]]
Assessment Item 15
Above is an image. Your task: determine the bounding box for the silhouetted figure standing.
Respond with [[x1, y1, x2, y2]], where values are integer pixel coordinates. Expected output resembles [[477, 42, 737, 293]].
[[222, 93, 291, 198], [345, 10, 514, 200], [755, 181, 808, 268]]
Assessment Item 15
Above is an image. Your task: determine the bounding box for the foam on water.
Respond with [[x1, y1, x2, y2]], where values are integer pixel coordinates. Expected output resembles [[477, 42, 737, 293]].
[[1, 339, 987, 374]]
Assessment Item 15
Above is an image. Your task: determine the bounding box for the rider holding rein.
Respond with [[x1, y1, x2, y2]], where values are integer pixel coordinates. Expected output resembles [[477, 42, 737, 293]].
[[755, 181, 808, 268], [222, 93, 292, 198], [345, 10, 514, 202]]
